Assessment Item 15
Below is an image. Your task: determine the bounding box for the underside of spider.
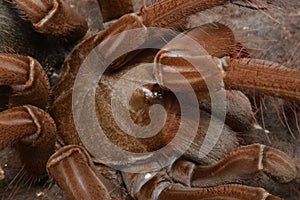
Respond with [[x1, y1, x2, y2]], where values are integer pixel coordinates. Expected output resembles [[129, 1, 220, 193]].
[[0, 0, 300, 199]]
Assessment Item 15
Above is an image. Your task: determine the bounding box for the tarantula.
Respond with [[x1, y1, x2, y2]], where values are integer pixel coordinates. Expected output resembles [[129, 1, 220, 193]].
[[0, 0, 300, 199]]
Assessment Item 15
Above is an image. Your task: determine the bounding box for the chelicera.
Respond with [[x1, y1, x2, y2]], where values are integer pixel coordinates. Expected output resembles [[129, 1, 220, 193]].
[[0, 0, 299, 199]]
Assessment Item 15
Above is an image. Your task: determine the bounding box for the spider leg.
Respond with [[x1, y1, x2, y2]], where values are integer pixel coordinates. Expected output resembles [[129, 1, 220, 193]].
[[154, 23, 256, 131], [122, 169, 282, 200], [0, 53, 50, 108], [47, 145, 111, 200], [10, 0, 88, 43], [171, 144, 298, 199], [158, 184, 281, 200], [222, 57, 300, 102], [140, 0, 230, 29], [122, 143, 297, 200], [153, 18, 299, 109], [63, 0, 241, 71], [171, 144, 297, 187], [0, 105, 56, 176], [0, 54, 55, 176]]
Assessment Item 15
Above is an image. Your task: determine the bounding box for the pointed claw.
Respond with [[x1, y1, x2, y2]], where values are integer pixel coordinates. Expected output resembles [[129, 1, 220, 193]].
[[12, 0, 88, 42], [0, 54, 50, 108], [47, 145, 111, 200], [0, 105, 56, 175], [158, 184, 282, 200]]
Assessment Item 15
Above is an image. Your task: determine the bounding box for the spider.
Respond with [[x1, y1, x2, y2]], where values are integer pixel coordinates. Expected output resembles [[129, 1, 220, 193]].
[[0, 0, 300, 199]]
